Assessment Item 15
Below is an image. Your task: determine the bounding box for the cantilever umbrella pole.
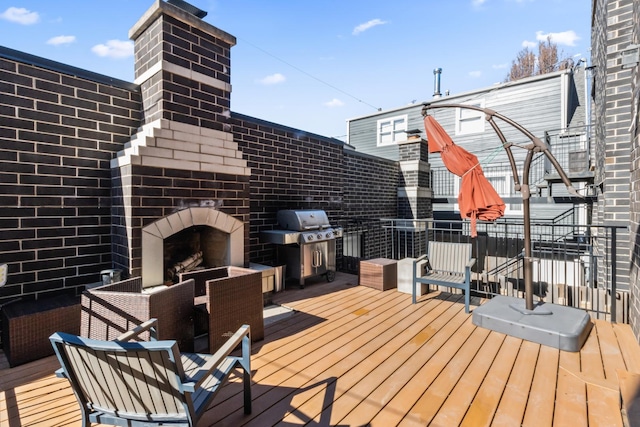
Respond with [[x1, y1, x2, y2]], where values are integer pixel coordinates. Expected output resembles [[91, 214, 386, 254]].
[[422, 103, 578, 311]]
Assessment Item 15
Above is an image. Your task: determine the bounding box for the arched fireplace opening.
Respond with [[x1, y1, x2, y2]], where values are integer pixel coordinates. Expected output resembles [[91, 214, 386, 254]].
[[164, 225, 230, 283], [142, 207, 244, 288]]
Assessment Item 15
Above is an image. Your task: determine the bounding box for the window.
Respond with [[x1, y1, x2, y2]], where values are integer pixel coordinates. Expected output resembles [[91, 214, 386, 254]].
[[455, 101, 485, 135], [485, 173, 522, 213], [377, 115, 407, 146]]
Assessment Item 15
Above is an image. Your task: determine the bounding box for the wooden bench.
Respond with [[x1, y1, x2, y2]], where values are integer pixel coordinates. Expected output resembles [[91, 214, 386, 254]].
[[412, 241, 476, 313]]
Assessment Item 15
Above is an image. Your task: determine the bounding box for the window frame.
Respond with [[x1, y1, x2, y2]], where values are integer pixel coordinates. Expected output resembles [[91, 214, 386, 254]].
[[483, 171, 522, 214], [376, 115, 408, 147], [455, 101, 485, 136]]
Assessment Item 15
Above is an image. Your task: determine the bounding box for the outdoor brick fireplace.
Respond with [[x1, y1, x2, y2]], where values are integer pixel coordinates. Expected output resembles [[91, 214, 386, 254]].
[[110, 0, 249, 287], [141, 206, 244, 287]]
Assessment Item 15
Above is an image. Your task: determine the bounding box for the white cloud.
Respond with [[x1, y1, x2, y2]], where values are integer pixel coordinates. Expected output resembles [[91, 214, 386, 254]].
[[324, 98, 344, 108], [492, 63, 508, 69], [353, 19, 387, 35], [47, 35, 76, 46], [468, 70, 482, 78], [535, 30, 580, 47], [472, 0, 487, 7], [91, 40, 134, 59], [522, 40, 537, 49], [0, 7, 40, 25], [257, 73, 286, 85]]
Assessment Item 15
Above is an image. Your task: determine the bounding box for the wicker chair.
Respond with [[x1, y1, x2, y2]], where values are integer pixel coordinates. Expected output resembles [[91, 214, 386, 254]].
[[191, 266, 264, 353], [179, 267, 225, 297], [80, 277, 195, 352]]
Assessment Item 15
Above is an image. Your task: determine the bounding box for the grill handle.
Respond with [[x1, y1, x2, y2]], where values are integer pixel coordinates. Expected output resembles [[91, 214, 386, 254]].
[[312, 249, 323, 268]]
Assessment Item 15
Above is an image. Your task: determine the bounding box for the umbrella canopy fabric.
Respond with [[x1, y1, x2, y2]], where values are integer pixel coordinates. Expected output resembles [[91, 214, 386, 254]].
[[424, 115, 505, 237]]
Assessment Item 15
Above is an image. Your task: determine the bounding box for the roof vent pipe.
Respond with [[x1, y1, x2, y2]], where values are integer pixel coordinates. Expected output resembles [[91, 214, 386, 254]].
[[433, 68, 442, 99]]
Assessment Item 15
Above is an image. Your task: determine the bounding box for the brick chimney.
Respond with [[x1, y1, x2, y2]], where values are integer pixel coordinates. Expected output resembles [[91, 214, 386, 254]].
[[110, 0, 250, 287]]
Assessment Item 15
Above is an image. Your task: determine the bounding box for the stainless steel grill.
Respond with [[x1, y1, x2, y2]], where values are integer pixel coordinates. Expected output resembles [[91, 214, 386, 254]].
[[261, 210, 343, 288]]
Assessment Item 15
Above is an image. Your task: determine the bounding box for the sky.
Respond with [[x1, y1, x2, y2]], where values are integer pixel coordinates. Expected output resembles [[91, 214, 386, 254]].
[[0, 0, 591, 140]]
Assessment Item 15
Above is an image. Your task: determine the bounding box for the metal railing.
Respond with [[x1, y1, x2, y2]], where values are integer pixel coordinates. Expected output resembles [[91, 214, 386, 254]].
[[336, 217, 628, 323], [544, 125, 592, 178], [431, 125, 592, 199], [431, 155, 546, 199]]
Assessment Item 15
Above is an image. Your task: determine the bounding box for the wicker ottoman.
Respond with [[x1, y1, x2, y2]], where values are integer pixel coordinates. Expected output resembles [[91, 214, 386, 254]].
[[359, 258, 398, 291], [204, 266, 265, 353], [2, 294, 80, 367]]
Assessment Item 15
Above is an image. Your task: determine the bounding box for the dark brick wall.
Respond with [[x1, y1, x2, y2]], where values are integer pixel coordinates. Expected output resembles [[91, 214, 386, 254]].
[[134, 14, 232, 131], [343, 150, 399, 219], [628, 0, 640, 339], [0, 45, 400, 345], [592, 0, 634, 293], [231, 113, 399, 264], [111, 164, 250, 277], [398, 140, 430, 188], [232, 113, 355, 263], [398, 139, 428, 162], [0, 53, 141, 305]]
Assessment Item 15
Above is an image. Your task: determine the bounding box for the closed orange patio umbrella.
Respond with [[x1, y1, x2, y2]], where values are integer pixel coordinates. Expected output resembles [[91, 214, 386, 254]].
[[424, 115, 505, 237]]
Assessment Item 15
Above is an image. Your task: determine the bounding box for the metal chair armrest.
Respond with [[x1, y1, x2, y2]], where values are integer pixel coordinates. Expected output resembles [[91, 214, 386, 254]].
[[184, 324, 251, 392], [115, 318, 159, 342]]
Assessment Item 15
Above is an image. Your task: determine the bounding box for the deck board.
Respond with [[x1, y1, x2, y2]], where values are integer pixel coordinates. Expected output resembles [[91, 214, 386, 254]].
[[1, 272, 639, 426], [522, 344, 560, 427], [397, 327, 493, 426], [459, 335, 522, 427], [554, 347, 587, 426], [491, 340, 539, 426], [581, 323, 623, 427]]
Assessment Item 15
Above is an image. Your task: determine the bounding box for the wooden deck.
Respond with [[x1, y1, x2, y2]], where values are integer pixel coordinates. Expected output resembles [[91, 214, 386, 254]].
[[2, 272, 640, 426]]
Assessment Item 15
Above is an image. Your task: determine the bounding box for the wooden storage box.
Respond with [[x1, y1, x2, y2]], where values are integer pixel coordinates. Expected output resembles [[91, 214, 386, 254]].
[[359, 258, 398, 291]]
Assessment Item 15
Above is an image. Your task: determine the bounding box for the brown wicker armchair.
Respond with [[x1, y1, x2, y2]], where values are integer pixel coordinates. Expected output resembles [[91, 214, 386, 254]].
[[188, 266, 264, 353], [80, 277, 195, 352]]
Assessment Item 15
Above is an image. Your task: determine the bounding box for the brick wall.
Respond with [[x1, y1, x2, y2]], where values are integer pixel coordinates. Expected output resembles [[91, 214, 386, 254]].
[[231, 113, 398, 264], [592, 0, 633, 294], [132, 2, 234, 131], [343, 150, 399, 218], [628, 0, 640, 339], [0, 51, 402, 344], [110, 164, 250, 278], [0, 1, 403, 346], [0, 49, 141, 304], [397, 139, 432, 220]]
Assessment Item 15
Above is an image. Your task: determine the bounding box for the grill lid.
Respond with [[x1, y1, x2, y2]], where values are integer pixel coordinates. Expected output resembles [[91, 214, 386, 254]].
[[277, 210, 330, 231]]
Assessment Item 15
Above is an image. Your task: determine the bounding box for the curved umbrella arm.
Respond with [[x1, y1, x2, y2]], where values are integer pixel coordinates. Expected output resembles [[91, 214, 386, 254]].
[[486, 116, 522, 193], [422, 103, 581, 197], [422, 102, 582, 311]]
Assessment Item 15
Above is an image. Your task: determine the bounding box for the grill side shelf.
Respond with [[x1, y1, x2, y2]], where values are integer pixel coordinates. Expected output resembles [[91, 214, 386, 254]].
[[260, 230, 301, 245]]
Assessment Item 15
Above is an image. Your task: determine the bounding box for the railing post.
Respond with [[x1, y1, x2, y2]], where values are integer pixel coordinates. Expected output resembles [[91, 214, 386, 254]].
[[610, 226, 617, 323]]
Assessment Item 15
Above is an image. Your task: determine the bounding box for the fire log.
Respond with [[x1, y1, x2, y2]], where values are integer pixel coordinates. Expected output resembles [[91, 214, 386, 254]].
[[167, 251, 203, 281]]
